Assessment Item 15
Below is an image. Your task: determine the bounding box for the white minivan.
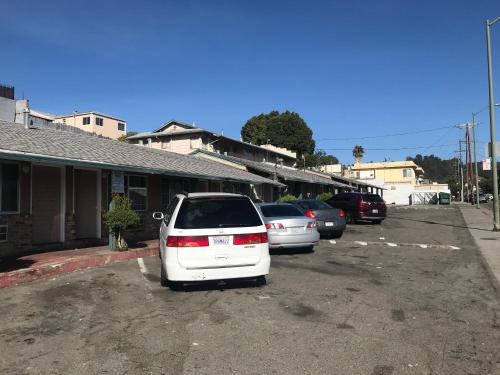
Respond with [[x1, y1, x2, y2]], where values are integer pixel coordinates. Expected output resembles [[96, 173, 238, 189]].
[[153, 193, 270, 289]]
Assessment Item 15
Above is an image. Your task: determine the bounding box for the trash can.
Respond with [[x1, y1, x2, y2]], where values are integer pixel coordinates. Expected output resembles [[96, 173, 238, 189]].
[[438, 192, 451, 205]]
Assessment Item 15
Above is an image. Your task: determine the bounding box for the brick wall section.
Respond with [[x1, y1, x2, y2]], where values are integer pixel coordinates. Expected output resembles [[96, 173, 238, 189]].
[[65, 213, 76, 242], [0, 214, 32, 257]]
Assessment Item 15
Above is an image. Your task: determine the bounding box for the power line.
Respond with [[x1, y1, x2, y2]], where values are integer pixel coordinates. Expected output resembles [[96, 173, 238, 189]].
[[316, 125, 456, 142], [320, 143, 456, 151]]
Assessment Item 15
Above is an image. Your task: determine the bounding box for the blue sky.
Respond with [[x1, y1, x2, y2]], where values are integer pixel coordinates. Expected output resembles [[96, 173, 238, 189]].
[[1, 0, 500, 164]]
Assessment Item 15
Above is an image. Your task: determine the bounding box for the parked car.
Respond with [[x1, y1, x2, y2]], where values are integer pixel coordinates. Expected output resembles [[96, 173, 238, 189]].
[[287, 200, 346, 238], [478, 194, 488, 203], [256, 203, 320, 251], [327, 192, 386, 224], [153, 193, 270, 289]]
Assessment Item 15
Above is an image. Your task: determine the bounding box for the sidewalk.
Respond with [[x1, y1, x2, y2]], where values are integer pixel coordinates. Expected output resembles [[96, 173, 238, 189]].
[[458, 203, 500, 291], [0, 240, 159, 288]]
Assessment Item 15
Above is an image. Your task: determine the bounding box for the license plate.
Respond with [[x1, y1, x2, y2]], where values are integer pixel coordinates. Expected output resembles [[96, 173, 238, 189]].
[[212, 236, 230, 246], [372, 209, 379, 213], [325, 222, 334, 227], [288, 227, 303, 234]]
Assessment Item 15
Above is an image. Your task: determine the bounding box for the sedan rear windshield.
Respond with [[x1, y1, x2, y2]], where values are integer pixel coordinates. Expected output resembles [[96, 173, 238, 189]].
[[362, 194, 384, 202], [297, 200, 332, 210], [260, 204, 304, 217], [175, 197, 263, 229]]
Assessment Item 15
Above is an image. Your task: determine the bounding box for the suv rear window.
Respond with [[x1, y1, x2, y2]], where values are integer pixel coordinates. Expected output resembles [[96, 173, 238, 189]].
[[175, 197, 263, 229], [297, 200, 332, 210], [260, 204, 304, 217], [362, 194, 384, 202]]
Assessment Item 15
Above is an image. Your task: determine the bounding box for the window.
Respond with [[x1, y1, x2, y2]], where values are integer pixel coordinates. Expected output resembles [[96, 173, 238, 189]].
[[297, 200, 331, 210], [260, 204, 304, 217], [126, 175, 147, 211], [403, 169, 412, 178], [95, 117, 103, 126], [355, 171, 360, 178], [0, 163, 19, 213], [0, 225, 6, 242], [118, 123, 125, 131], [175, 197, 263, 229], [82, 116, 90, 125]]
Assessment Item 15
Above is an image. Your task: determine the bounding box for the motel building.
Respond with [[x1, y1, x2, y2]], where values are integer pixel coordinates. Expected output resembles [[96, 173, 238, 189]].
[[0, 120, 284, 258]]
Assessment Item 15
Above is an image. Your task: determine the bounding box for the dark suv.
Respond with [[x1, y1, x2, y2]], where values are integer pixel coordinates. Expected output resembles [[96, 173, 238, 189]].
[[327, 192, 386, 224]]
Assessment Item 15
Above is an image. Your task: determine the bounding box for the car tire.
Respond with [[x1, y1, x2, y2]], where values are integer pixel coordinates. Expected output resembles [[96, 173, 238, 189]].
[[167, 280, 184, 291], [346, 212, 355, 224], [255, 276, 267, 287], [332, 231, 343, 239], [160, 262, 168, 287], [304, 245, 315, 253]]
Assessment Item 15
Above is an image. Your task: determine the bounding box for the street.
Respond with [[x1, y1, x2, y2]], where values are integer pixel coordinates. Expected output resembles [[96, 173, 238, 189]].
[[1, 206, 500, 375]]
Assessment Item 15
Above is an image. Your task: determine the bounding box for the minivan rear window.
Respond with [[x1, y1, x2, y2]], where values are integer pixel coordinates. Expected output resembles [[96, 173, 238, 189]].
[[260, 204, 304, 217], [362, 194, 384, 202], [175, 197, 263, 229]]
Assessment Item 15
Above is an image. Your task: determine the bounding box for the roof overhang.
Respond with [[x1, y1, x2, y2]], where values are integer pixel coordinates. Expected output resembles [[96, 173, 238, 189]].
[[0, 149, 282, 186]]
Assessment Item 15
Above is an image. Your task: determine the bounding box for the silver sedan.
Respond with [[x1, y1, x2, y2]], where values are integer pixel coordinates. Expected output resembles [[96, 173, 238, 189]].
[[256, 203, 320, 250]]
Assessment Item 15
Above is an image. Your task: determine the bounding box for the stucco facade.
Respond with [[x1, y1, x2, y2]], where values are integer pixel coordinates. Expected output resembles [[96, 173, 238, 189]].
[[53, 112, 126, 139]]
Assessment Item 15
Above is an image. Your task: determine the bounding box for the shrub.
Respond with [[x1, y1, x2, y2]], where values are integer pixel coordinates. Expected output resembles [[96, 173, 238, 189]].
[[316, 192, 333, 201], [103, 194, 140, 250], [278, 194, 297, 203]]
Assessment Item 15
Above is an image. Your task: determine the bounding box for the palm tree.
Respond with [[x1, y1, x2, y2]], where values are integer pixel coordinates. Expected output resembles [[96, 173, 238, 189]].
[[352, 145, 364, 163]]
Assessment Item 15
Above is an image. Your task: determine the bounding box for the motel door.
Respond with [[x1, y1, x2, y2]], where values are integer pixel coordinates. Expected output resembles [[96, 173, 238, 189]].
[[74, 169, 99, 239], [32, 166, 62, 244]]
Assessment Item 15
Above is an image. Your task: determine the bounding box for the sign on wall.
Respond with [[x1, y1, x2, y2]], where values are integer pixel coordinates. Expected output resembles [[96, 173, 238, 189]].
[[483, 159, 491, 171], [111, 171, 125, 193]]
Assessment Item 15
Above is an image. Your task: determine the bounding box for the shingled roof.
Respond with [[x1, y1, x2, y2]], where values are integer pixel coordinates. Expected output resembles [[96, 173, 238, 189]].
[[0, 121, 284, 186], [191, 149, 348, 187]]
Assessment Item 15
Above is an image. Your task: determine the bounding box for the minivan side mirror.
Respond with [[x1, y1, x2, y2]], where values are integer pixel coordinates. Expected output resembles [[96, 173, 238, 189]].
[[152, 212, 164, 221]]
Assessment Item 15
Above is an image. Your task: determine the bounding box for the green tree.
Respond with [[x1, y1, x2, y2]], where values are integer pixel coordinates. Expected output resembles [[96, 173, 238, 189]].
[[103, 194, 140, 250], [118, 131, 138, 142], [241, 111, 315, 155], [352, 145, 364, 162], [304, 150, 339, 168]]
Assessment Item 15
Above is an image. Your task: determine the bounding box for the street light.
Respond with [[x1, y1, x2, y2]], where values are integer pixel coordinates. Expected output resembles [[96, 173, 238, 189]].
[[486, 17, 500, 231]]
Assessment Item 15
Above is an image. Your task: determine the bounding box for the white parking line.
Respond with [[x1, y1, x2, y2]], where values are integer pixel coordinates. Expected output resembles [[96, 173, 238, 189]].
[[137, 257, 153, 299], [324, 240, 460, 250], [137, 257, 148, 274]]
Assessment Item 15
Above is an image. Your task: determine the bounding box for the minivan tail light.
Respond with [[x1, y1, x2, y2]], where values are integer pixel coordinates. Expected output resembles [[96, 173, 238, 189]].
[[233, 232, 268, 245], [166, 235, 209, 247], [305, 210, 316, 218], [339, 209, 345, 217]]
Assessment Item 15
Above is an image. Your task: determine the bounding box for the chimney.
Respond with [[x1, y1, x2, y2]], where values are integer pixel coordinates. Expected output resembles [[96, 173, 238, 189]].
[[23, 107, 30, 129]]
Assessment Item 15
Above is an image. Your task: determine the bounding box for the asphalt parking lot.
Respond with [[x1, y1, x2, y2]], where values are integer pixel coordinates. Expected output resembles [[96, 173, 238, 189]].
[[1, 206, 500, 375]]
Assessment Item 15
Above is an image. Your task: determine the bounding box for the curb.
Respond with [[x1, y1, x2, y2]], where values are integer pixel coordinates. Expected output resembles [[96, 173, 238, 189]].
[[0, 247, 159, 289], [456, 206, 500, 295]]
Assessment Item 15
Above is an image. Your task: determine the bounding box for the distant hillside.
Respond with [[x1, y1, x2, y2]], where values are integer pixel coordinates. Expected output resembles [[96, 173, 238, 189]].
[[406, 154, 456, 183]]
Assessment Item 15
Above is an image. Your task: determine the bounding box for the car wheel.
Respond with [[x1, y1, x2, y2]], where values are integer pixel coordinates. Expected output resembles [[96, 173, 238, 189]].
[[332, 231, 343, 239], [346, 212, 355, 224], [255, 276, 267, 287], [167, 280, 184, 291], [160, 262, 168, 287]]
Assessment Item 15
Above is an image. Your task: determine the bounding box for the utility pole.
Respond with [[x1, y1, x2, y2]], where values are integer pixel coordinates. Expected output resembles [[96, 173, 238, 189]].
[[466, 126, 473, 203], [470, 116, 481, 208], [486, 17, 500, 231], [459, 141, 464, 202]]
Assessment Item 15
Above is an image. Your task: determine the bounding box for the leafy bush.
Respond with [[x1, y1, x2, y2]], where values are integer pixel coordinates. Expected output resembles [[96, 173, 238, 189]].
[[278, 194, 297, 203], [103, 194, 140, 250], [316, 192, 333, 201]]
